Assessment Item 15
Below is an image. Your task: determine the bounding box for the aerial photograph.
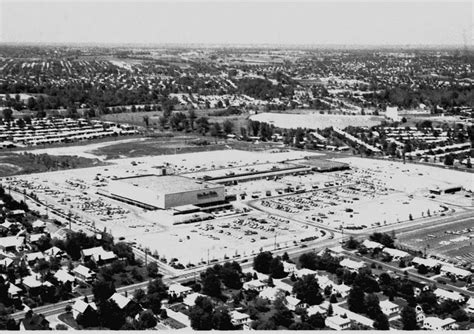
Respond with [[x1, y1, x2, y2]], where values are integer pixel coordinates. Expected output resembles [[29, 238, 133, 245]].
[[0, 0, 472, 331]]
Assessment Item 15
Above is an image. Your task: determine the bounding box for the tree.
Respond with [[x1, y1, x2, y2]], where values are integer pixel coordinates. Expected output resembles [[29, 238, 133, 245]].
[[201, 269, 221, 298], [307, 312, 325, 329], [373, 312, 390, 330], [188, 109, 197, 130], [137, 310, 157, 329], [444, 154, 455, 166], [98, 299, 125, 330], [400, 306, 418, 330], [293, 275, 323, 305], [189, 296, 214, 330], [92, 278, 115, 302], [253, 251, 273, 274], [2, 109, 13, 122], [147, 262, 159, 278], [346, 236, 360, 249], [365, 293, 382, 319], [417, 264, 428, 275], [223, 120, 234, 135], [212, 307, 234, 330], [348, 286, 366, 313], [272, 297, 294, 328], [269, 257, 286, 279], [210, 122, 222, 137], [195, 117, 210, 135]]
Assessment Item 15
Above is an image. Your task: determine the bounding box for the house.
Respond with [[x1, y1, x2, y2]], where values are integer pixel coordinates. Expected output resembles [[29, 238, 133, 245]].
[[259, 287, 284, 302], [72, 265, 96, 282], [284, 296, 302, 311], [0, 257, 14, 270], [380, 299, 400, 318], [109, 292, 141, 317], [23, 252, 45, 265], [22, 274, 44, 290], [412, 257, 439, 270], [415, 304, 426, 325], [440, 265, 471, 280], [9, 210, 25, 217], [44, 246, 66, 259], [29, 234, 46, 244], [423, 317, 457, 330], [283, 261, 297, 274], [333, 284, 351, 298], [326, 315, 352, 330], [230, 310, 251, 329], [382, 248, 411, 261], [242, 279, 266, 291], [183, 292, 205, 307], [307, 301, 331, 316], [31, 220, 46, 232], [168, 283, 192, 298], [295, 268, 317, 279], [434, 288, 464, 303], [81, 246, 117, 264], [8, 283, 22, 299], [0, 236, 24, 252], [465, 298, 474, 314], [362, 240, 384, 250], [51, 228, 72, 241], [54, 269, 75, 284], [72, 299, 98, 318], [339, 258, 366, 272]]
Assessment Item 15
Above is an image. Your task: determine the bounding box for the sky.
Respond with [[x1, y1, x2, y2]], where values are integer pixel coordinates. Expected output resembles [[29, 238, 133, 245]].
[[0, 0, 472, 46]]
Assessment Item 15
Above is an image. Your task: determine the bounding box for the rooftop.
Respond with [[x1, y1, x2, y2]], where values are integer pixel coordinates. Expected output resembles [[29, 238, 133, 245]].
[[115, 175, 220, 194]]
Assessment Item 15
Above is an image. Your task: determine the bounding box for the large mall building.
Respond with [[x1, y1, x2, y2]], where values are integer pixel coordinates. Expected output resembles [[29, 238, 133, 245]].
[[106, 175, 225, 210]]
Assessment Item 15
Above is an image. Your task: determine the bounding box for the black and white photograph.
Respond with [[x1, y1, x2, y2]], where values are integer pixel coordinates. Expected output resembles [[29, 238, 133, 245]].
[[0, 0, 472, 331]]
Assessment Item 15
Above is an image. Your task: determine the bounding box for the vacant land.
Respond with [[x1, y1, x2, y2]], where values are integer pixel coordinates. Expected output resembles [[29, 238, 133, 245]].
[[250, 112, 384, 130]]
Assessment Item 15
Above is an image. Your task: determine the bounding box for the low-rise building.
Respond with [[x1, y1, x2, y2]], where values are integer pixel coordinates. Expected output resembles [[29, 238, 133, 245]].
[[382, 248, 411, 261], [72, 265, 96, 282], [326, 315, 352, 330], [54, 269, 76, 284], [168, 283, 193, 298], [183, 292, 205, 307], [295, 268, 317, 278], [380, 299, 400, 318], [229, 310, 251, 329], [423, 317, 457, 330], [434, 288, 464, 303], [339, 258, 366, 272], [72, 299, 98, 318], [242, 279, 266, 291], [440, 265, 471, 280], [412, 257, 439, 270], [81, 246, 117, 264], [0, 236, 24, 252]]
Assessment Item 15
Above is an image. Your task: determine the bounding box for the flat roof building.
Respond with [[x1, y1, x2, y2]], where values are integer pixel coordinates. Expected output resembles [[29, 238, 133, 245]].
[[106, 175, 225, 210]]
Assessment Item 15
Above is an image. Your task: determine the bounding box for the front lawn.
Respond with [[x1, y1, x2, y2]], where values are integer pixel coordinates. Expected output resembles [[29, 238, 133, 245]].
[[58, 312, 81, 330]]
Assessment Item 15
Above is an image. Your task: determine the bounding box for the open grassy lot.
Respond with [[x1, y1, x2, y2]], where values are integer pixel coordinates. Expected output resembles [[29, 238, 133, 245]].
[[91, 137, 229, 159], [0, 152, 103, 176]]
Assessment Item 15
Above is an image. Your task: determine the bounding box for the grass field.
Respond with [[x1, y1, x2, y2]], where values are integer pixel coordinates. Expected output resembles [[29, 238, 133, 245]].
[[0, 152, 102, 176]]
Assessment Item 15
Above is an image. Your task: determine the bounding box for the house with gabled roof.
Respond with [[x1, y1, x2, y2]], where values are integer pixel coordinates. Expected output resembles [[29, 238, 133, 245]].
[[81, 246, 116, 264]]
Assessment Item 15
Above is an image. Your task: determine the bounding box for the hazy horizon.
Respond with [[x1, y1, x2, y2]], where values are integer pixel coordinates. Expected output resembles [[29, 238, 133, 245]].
[[1, 1, 472, 46]]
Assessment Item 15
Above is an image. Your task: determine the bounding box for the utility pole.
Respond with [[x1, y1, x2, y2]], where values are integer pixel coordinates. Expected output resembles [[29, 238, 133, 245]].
[[68, 211, 72, 231], [207, 249, 210, 265]]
